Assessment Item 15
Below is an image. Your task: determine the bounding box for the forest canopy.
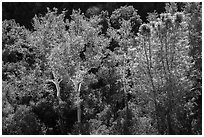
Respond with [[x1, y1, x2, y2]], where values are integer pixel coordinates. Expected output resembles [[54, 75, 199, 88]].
[[2, 2, 202, 135]]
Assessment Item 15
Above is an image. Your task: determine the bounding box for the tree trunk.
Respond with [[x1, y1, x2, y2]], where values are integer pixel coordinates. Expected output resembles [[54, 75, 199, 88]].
[[55, 81, 64, 134], [48, 71, 64, 134], [166, 78, 174, 135], [77, 82, 82, 134], [166, 111, 174, 134]]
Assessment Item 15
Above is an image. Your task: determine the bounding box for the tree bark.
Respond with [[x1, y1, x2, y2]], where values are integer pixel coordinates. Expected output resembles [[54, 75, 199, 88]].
[[47, 71, 64, 134], [77, 82, 82, 134]]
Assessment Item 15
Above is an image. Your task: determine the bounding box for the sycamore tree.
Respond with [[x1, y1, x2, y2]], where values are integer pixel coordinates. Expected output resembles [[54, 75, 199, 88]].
[[33, 8, 108, 134]]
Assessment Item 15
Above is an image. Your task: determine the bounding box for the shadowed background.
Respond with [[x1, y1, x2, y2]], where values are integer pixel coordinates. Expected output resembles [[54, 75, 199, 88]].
[[2, 2, 168, 29]]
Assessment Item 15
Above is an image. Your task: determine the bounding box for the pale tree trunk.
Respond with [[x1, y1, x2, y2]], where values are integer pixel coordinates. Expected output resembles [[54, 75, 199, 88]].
[[47, 71, 64, 134], [72, 78, 83, 135], [71, 65, 86, 135], [77, 82, 82, 134]]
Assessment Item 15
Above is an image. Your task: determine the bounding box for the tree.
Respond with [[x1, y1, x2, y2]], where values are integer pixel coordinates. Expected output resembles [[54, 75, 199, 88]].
[[136, 3, 192, 134], [2, 3, 201, 135]]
